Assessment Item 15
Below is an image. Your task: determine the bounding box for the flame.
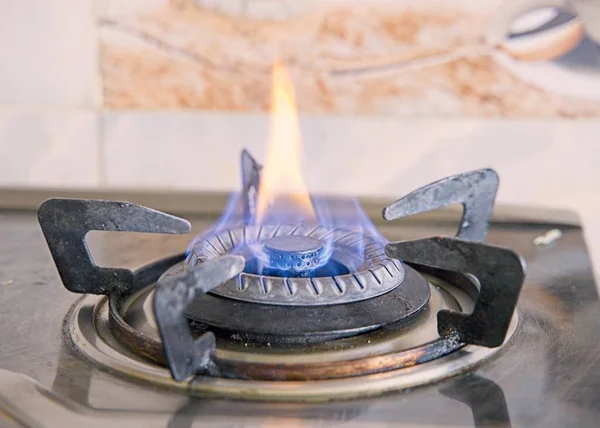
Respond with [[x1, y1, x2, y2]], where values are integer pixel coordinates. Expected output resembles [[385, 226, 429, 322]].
[[256, 61, 315, 223], [187, 60, 387, 274]]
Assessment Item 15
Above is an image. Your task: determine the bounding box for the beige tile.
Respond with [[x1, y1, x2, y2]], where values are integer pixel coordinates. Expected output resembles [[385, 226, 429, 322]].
[[0, 109, 99, 187], [102, 112, 268, 191], [0, 0, 99, 107]]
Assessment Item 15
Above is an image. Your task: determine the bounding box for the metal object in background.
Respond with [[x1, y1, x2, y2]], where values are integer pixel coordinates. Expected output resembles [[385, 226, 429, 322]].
[[0, 366, 514, 427], [37, 198, 191, 295], [383, 168, 499, 243], [386, 238, 525, 347], [154, 255, 245, 381]]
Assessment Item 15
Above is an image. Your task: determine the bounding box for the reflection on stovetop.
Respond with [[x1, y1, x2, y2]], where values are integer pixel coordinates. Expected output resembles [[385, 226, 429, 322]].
[[50, 335, 512, 428]]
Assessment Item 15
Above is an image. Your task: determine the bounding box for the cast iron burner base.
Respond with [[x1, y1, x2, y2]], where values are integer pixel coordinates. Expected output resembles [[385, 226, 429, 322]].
[[184, 263, 430, 343]]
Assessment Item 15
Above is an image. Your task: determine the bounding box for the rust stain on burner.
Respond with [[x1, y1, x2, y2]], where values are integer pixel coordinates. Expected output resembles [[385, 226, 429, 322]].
[[105, 263, 456, 382], [218, 348, 434, 381], [109, 283, 462, 381]]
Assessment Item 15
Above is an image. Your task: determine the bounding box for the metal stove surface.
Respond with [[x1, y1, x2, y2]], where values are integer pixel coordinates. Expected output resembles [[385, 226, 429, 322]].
[[1, 203, 599, 427]]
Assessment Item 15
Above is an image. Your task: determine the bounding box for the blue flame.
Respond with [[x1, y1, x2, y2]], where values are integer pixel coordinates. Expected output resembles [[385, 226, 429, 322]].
[[186, 191, 246, 254], [187, 186, 388, 277], [311, 194, 388, 272]]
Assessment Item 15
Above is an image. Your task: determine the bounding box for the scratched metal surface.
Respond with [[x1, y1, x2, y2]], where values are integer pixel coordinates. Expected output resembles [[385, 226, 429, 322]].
[[0, 208, 599, 427]]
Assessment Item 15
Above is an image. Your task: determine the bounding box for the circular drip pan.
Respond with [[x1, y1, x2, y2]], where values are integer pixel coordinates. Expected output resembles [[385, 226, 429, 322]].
[[65, 255, 519, 401], [183, 263, 429, 342]]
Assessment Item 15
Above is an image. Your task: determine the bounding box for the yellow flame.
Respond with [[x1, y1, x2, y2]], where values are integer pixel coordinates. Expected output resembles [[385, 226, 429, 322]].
[[256, 62, 315, 223]]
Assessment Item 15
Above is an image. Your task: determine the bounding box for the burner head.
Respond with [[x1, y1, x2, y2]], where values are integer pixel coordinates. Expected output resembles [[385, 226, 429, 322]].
[[188, 224, 407, 306], [262, 235, 325, 277]]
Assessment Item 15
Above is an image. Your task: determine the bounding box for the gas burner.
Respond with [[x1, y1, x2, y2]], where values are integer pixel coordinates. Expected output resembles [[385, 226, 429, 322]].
[[37, 151, 525, 401], [188, 223, 404, 305]]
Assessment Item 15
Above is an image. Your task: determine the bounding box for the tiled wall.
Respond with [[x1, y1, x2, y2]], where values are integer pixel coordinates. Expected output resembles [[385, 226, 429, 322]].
[[1, 0, 599, 272], [0, 0, 100, 188]]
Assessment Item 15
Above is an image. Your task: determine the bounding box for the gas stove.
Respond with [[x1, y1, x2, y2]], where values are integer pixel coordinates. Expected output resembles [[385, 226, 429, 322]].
[[1, 150, 599, 427]]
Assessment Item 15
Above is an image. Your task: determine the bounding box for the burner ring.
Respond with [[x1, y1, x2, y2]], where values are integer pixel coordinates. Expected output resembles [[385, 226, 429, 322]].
[[188, 224, 404, 306]]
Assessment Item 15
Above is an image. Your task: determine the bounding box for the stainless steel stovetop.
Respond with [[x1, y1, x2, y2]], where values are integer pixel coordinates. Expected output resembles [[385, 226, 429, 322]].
[[0, 186, 599, 427]]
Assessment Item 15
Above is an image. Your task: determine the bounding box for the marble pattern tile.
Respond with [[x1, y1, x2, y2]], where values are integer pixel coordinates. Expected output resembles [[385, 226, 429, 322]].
[[0, 109, 99, 187], [97, 0, 600, 116], [0, 0, 99, 107]]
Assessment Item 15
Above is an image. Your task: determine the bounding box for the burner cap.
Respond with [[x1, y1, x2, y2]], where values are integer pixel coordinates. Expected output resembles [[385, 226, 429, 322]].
[[263, 235, 324, 277], [189, 224, 406, 306]]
